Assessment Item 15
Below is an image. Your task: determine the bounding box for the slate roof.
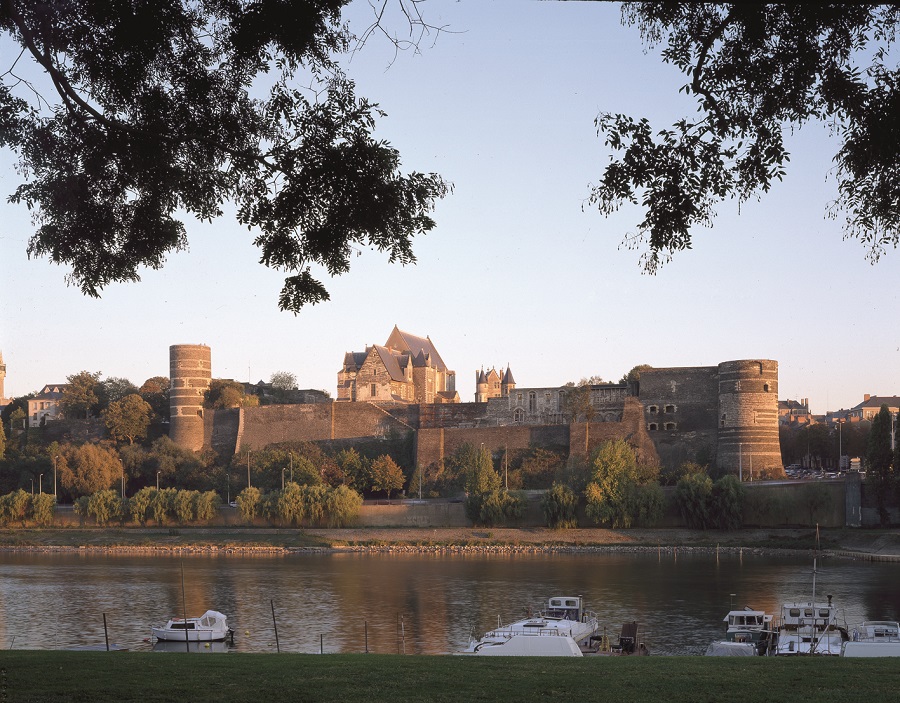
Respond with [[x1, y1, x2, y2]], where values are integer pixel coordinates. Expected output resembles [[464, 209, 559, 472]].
[[35, 384, 67, 399], [503, 366, 516, 385], [373, 345, 408, 383], [851, 395, 900, 411], [385, 326, 448, 372]]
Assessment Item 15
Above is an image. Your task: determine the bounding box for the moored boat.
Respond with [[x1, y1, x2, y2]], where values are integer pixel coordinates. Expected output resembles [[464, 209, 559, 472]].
[[459, 596, 600, 657], [151, 610, 233, 642], [842, 621, 900, 657], [706, 606, 774, 656], [774, 597, 847, 656]]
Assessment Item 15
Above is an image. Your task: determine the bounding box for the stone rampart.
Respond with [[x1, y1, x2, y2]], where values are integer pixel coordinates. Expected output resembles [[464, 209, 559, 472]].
[[415, 425, 569, 467]]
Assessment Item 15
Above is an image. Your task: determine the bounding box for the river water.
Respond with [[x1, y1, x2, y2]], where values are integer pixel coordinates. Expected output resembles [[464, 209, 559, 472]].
[[2, 550, 898, 655]]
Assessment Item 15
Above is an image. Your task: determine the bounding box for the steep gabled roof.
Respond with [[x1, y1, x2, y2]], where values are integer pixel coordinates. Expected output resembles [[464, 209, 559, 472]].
[[343, 351, 368, 370], [385, 325, 447, 372], [372, 345, 407, 383]]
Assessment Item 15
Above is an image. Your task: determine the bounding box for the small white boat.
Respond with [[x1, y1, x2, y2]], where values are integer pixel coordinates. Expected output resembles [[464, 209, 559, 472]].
[[151, 610, 232, 642], [460, 596, 600, 657], [708, 607, 775, 655], [842, 621, 900, 657]]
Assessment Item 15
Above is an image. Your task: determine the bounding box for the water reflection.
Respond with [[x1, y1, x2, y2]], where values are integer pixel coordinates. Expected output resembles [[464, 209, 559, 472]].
[[1, 551, 897, 655]]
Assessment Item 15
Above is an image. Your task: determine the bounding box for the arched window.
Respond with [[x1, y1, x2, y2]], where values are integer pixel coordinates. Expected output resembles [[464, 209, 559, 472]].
[[558, 390, 566, 411], [648, 405, 658, 414], [513, 408, 525, 423], [664, 422, 676, 431], [648, 423, 658, 431], [664, 404, 676, 413], [528, 392, 536, 413]]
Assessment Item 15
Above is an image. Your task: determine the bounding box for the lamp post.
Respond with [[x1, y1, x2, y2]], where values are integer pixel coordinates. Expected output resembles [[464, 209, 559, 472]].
[[738, 442, 743, 481], [30, 479, 34, 495], [156, 471, 161, 490], [247, 450, 251, 489], [282, 468, 287, 490], [38, 473, 43, 494], [289, 452, 293, 483], [53, 455, 58, 498]]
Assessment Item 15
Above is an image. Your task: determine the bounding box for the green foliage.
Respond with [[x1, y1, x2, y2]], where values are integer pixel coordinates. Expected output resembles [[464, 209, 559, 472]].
[[336, 448, 370, 492], [195, 491, 221, 522], [103, 394, 152, 445], [273, 482, 305, 526], [150, 488, 177, 525], [465, 490, 525, 527], [0, 422, 6, 460], [801, 483, 834, 526], [450, 444, 500, 496], [31, 492, 56, 526], [139, 376, 171, 423], [369, 455, 406, 498], [594, 5, 900, 272], [73, 495, 90, 526], [660, 461, 707, 487], [127, 487, 155, 526], [675, 473, 714, 530], [583, 440, 659, 527], [866, 405, 895, 525], [61, 371, 103, 419], [541, 483, 579, 529], [710, 475, 744, 530], [206, 380, 258, 409], [0, 489, 30, 526], [59, 443, 122, 498], [173, 490, 199, 524], [86, 490, 123, 526], [624, 482, 665, 528], [3, 0, 449, 312], [324, 485, 363, 528], [516, 448, 566, 490], [236, 487, 262, 524], [619, 364, 652, 386]]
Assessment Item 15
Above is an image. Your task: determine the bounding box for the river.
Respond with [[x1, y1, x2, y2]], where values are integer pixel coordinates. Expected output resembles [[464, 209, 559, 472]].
[[2, 550, 898, 655]]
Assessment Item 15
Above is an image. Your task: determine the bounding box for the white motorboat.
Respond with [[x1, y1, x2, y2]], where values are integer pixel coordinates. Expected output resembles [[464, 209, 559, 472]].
[[774, 597, 846, 656], [842, 621, 900, 657], [460, 596, 600, 657], [151, 610, 232, 642], [707, 606, 775, 656]]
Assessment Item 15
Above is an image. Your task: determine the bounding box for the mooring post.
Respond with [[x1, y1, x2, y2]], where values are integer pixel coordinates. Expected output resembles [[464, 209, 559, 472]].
[[320, 633, 323, 655], [271, 600, 280, 653], [102, 613, 109, 652], [365, 621, 368, 654]]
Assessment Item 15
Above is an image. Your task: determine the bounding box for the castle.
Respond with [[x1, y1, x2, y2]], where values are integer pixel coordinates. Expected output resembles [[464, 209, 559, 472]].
[[168, 335, 783, 475], [337, 326, 458, 404]]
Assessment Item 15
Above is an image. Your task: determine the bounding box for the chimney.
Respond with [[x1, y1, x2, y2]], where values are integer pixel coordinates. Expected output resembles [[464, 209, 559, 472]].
[[864, 394, 871, 402]]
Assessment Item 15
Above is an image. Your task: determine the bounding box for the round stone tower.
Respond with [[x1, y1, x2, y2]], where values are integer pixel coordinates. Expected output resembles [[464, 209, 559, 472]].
[[169, 344, 211, 452], [717, 360, 781, 475]]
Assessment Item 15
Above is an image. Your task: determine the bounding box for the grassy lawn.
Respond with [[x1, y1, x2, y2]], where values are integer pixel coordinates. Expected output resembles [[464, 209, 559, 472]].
[[2, 651, 900, 703]]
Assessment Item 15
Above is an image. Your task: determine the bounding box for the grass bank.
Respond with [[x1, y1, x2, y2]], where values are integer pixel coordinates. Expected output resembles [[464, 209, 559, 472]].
[[3, 651, 900, 703]]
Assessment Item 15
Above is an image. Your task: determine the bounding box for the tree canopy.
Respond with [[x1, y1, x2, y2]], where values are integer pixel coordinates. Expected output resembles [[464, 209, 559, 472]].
[[1, 0, 448, 312], [592, 4, 900, 272]]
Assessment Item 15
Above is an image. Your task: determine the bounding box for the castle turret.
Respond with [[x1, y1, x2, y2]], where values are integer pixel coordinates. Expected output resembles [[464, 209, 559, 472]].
[[717, 360, 781, 475], [169, 344, 211, 451], [475, 369, 488, 403], [501, 365, 516, 397], [0, 350, 7, 407]]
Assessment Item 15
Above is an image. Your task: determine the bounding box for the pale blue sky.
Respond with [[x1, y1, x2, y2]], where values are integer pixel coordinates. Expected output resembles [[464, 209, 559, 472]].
[[1, 1, 898, 414]]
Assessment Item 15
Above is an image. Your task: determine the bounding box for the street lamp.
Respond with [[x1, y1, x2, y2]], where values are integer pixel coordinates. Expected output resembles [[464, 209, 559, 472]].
[[38, 473, 43, 494], [53, 455, 58, 498], [289, 452, 293, 483], [247, 450, 251, 489], [282, 467, 287, 490], [157, 471, 161, 490]]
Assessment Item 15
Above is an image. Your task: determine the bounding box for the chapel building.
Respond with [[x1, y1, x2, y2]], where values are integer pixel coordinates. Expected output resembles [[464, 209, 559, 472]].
[[337, 326, 458, 404]]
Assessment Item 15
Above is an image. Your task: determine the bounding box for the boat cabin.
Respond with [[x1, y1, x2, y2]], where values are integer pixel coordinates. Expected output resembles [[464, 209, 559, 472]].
[[545, 597, 584, 622]]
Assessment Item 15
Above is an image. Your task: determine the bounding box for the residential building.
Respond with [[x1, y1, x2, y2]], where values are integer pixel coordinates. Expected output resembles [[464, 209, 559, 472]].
[[848, 394, 900, 421], [27, 384, 68, 427]]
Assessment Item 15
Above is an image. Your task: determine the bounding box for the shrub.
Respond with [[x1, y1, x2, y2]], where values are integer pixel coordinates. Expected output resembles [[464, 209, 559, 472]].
[[324, 485, 363, 527], [128, 487, 155, 525], [541, 483, 579, 529], [275, 482, 305, 526], [625, 482, 665, 528], [301, 484, 328, 526], [31, 493, 56, 526], [87, 489, 123, 526], [150, 487, 177, 525], [466, 490, 524, 527], [675, 473, 713, 529], [173, 490, 199, 524], [236, 486, 261, 524], [195, 491, 222, 522], [710, 475, 744, 530], [73, 495, 90, 526], [0, 489, 30, 526]]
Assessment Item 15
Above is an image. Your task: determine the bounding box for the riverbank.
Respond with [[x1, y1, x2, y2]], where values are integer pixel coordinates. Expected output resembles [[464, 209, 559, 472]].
[[2, 526, 900, 557], [4, 651, 900, 703]]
